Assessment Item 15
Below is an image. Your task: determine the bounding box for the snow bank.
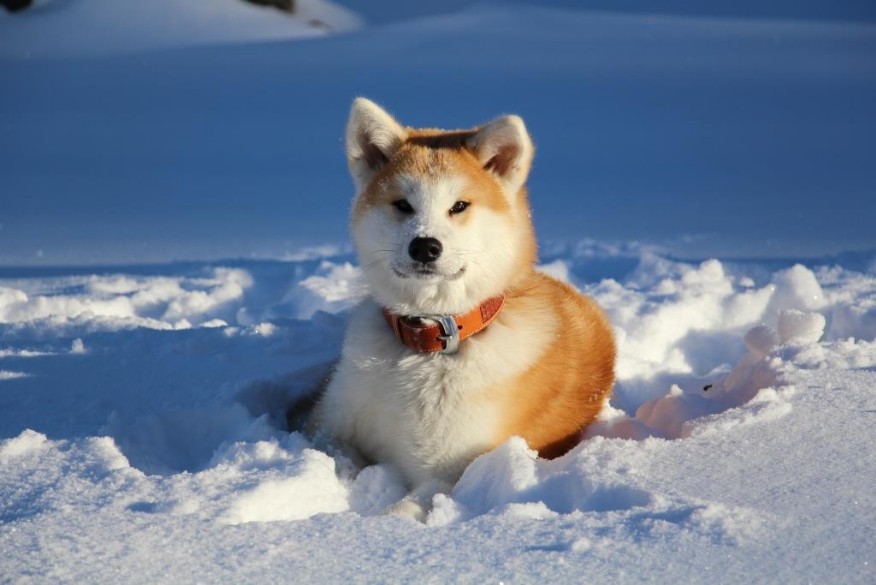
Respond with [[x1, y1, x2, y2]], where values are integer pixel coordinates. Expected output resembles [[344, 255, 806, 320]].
[[0, 0, 363, 59]]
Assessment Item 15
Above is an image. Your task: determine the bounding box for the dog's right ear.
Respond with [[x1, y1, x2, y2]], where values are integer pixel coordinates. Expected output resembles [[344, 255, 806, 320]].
[[346, 98, 407, 192]]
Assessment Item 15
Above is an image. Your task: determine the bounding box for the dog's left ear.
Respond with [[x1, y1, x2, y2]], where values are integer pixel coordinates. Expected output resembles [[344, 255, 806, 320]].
[[466, 115, 534, 194], [346, 98, 408, 192]]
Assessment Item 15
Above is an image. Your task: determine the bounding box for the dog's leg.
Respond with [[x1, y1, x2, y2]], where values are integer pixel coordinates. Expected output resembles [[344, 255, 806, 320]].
[[384, 479, 453, 522]]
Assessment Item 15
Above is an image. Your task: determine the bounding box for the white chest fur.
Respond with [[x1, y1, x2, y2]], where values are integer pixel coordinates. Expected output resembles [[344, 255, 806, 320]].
[[316, 299, 552, 488]]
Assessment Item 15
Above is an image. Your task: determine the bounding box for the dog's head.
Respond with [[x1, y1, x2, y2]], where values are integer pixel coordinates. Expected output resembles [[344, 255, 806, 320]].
[[346, 98, 537, 315]]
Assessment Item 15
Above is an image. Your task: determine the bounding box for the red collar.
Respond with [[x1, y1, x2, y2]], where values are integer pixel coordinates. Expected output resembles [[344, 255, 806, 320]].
[[382, 295, 506, 354]]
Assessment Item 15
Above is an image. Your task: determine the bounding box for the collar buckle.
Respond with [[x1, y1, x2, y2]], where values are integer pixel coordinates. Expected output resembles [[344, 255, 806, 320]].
[[423, 314, 460, 354]]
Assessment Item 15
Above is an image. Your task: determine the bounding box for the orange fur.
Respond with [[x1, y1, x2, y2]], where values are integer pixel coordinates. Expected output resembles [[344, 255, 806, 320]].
[[489, 272, 616, 458], [354, 130, 515, 217]]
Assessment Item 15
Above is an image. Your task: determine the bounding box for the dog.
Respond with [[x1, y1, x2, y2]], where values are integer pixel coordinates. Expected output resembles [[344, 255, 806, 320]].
[[310, 98, 616, 520]]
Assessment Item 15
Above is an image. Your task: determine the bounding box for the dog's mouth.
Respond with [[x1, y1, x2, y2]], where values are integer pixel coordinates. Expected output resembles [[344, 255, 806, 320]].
[[392, 265, 466, 281]]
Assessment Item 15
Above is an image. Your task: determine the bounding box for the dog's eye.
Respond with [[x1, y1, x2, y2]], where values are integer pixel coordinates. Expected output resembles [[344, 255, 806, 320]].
[[449, 201, 470, 215], [392, 199, 414, 214]]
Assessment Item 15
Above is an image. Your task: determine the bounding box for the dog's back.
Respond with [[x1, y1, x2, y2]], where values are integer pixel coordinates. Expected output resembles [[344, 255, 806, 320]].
[[489, 271, 615, 459]]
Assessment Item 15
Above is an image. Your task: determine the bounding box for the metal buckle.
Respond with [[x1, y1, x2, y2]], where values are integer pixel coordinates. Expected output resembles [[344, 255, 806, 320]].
[[423, 314, 460, 354]]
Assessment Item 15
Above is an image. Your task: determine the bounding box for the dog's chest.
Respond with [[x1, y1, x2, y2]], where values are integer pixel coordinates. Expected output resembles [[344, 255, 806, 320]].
[[347, 348, 500, 481], [325, 303, 533, 483]]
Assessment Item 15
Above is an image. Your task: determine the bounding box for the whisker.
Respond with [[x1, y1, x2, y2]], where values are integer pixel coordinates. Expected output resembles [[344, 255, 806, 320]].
[[360, 262, 384, 275]]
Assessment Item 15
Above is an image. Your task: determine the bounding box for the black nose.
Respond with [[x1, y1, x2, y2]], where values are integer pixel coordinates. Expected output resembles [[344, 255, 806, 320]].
[[408, 237, 443, 264]]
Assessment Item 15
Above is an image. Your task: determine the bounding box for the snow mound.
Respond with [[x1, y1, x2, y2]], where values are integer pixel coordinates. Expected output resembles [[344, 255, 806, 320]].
[[0, 268, 252, 331], [429, 435, 764, 545], [0, 428, 49, 460], [777, 309, 826, 345], [1, 432, 136, 524], [0, 0, 363, 60], [289, 261, 368, 319], [219, 447, 349, 524], [585, 258, 874, 415]]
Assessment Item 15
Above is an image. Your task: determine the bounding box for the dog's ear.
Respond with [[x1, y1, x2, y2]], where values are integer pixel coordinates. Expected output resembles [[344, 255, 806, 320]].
[[466, 115, 534, 194], [346, 98, 407, 192]]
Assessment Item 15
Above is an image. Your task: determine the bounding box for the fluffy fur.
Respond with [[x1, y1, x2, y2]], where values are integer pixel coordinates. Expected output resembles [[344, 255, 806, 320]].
[[311, 98, 616, 520]]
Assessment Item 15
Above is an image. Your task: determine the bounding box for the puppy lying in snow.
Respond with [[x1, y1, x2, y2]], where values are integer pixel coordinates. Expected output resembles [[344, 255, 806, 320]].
[[310, 98, 616, 520]]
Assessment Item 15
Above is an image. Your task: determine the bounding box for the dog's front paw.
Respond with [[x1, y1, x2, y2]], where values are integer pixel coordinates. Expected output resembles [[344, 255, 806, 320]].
[[383, 497, 428, 522], [382, 479, 452, 522]]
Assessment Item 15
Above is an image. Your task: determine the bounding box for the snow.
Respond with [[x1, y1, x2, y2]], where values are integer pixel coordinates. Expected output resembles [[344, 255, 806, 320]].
[[0, 0, 362, 59], [1, 249, 875, 582], [2, 2, 875, 264], [2, 1, 876, 583]]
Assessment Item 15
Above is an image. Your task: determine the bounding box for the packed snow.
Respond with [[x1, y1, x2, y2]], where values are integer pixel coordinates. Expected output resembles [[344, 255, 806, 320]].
[[2, 0, 876, 583]]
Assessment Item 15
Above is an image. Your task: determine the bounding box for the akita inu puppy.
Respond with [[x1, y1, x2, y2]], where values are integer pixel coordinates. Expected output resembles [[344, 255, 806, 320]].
[[312, 98, 615, 520]]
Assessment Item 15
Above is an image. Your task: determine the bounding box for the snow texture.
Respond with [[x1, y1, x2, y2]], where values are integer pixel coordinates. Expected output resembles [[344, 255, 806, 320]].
[[1, 249, 875, 583], [1, 1, 876, 583]]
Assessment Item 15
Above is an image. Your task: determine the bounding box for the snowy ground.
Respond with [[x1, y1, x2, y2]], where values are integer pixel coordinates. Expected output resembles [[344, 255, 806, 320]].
[[2, 249, 875, 582], [2, 1, 876, 583]]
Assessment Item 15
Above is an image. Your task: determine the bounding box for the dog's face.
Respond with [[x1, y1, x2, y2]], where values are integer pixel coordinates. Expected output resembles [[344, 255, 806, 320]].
[[345, 99, 537, 315]]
